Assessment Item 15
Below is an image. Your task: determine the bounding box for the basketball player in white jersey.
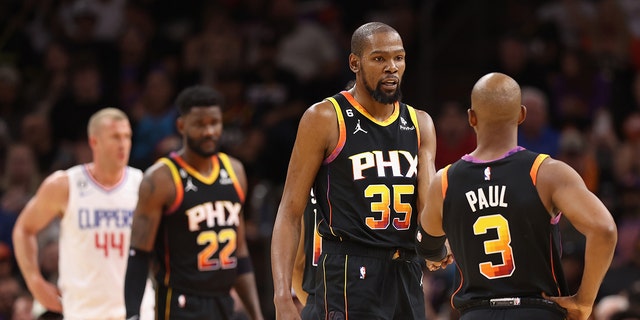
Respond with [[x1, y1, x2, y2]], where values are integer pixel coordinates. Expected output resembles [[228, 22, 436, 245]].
[[13, 108, 154, 320]]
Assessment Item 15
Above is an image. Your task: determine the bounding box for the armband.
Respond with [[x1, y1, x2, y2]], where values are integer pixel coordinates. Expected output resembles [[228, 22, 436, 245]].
[[125, 247, 151, 317], [237, 256, 253, 275], [415, 224, 447, 261]]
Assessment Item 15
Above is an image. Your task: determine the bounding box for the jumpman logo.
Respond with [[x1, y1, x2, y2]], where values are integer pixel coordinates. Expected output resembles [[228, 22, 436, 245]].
[[185, 177, 198, 192], [353, 119, 368, 134]]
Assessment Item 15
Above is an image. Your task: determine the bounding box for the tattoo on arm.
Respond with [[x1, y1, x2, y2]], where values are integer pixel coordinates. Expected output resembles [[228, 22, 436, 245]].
[[130, 176, 161, 250], [131, 214, 155, 248]]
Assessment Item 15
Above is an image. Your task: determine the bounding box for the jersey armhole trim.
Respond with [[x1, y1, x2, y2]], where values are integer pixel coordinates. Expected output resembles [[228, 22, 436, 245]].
[[323, 97, 346, 164], [218, 152, 246, 203], [407, 105, 421, 147], [530, 154, 549, 186], [157, 158, 183, 215], [441, 164, 451, 198]]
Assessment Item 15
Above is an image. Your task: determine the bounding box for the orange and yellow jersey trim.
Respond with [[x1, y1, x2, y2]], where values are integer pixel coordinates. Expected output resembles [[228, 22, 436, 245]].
[[530, 154, 549, 186], [324, 91, 416, 164], [158, 152, 245, 215]]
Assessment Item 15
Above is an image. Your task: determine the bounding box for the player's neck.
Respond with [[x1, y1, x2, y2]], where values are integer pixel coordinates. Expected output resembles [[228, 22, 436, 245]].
[[471, 133, 519, 161], [349, 86, 395, 121], [86, 162, 125, 187], [178, 149, 215, 175]]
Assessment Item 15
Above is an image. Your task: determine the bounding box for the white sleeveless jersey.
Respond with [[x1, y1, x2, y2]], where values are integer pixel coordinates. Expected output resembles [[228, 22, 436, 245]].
[[58, 164, 148, 320]]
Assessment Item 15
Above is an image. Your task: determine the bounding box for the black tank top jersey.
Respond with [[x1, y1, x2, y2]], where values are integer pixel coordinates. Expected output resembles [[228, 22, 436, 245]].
[[442, 149, 569, 308], [315, 91, 421, 250], [301, 188, 322, 295], [154, 152, 245, 297]]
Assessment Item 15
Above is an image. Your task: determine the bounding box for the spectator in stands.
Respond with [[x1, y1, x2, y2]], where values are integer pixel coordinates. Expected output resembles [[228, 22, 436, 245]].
[[518, 86, 561, 157]]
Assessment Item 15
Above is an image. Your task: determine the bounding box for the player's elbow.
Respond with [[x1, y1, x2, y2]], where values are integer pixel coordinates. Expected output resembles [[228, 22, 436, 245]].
[[588, 216, 617, 247], [11, 220, 28, 243], [600, 219, 618, 245]]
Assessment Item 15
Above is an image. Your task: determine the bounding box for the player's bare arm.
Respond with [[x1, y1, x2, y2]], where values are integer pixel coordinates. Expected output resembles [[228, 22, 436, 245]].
[[125, 161, 174, 317], [537, 158, 617, 320], [227, 155, 250, 260], [420, 170, 444, 236], [415, 109, 437, 212], [271, 100, 337, 319], [413, 112, 452, 271], [415, 109, 449, 267], [291, 216, 307, 305], [13, 170, 69, 313], [225, 156, 264, 320], [233, 215, 264, 320], [130, 162, 175, 251], [416, 169, 453, 271]]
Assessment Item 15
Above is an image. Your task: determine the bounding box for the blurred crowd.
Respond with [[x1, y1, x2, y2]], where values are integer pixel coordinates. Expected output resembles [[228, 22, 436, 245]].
[[0, 0, 639, 319]]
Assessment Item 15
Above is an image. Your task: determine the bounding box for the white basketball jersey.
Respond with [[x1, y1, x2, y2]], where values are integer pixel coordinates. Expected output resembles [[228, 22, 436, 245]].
[[58, 164, 146, 320]]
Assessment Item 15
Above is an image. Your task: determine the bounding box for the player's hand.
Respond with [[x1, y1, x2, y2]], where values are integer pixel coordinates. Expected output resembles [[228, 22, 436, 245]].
[[28, 276, 63, 313], [542, 292, 590, 320], [425, 253, 453, 271], [274, 297, 302, 320], [425, 241, 454, 271]]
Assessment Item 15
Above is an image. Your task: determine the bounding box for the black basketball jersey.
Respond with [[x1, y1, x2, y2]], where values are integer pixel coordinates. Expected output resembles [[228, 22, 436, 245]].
[[315, 91, 421, 250], [154, 152, 245, 296], [301, 188, 322, 296], [442, 149, 569, 308]]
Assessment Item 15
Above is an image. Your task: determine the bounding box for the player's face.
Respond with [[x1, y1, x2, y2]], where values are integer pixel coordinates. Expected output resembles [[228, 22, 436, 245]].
[[95, 119, 132, 167], [359, 31, 405, 104], [181, 106, 223, 158]]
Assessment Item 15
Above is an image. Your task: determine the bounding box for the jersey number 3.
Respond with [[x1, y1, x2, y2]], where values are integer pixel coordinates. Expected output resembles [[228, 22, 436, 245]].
[[197, 229, 237, 271], [473, 214, 515, 279]]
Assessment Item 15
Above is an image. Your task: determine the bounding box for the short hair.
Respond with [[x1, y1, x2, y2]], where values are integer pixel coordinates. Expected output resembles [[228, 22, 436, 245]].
[[175, 85, 224, 115], [351, 22, 399, 56], [87, 108, 129, 137]]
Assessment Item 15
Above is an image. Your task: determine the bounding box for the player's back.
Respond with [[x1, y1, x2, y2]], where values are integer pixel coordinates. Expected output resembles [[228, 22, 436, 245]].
[[442, 149, 569, 308], [154, 152, 244, 296], [59, 164, 143, 319]]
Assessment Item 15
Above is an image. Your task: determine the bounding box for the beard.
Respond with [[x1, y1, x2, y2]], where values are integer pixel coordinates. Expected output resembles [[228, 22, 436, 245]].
[[186, 136, 218, 158], [362, 71, 402, 104]]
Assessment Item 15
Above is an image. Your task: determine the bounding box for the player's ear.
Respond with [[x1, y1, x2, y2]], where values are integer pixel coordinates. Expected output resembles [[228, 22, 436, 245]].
[[468, 107, 477, 127], [176, 117, 185, 135], [88, 135, 98, 148], [349, 53, 359, 73], [518, 105, 527, 125]]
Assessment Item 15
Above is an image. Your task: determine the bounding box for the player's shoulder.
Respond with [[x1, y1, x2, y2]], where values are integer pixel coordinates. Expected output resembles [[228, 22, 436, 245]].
[[42, 169, 71, 189], [126, 166, 144, 180], [305, 99, 337, 120], [218, 152, 240, 164], [536, 156, 584, 186], [407, 106, 436, 143], [126, 165, 144, 174], [218, 152, 245, 173], [539, 156, 574, 171], [142, 159, 175, 184], [410, 107, 435, 125], [298, 99, 340, 139], [33, 169, 70, 204]]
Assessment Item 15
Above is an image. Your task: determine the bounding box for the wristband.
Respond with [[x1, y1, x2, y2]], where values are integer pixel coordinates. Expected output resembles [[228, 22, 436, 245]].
[[415, 224, 447, 261], [125, 247, 151, 317], [237, 256, 253, 275]]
